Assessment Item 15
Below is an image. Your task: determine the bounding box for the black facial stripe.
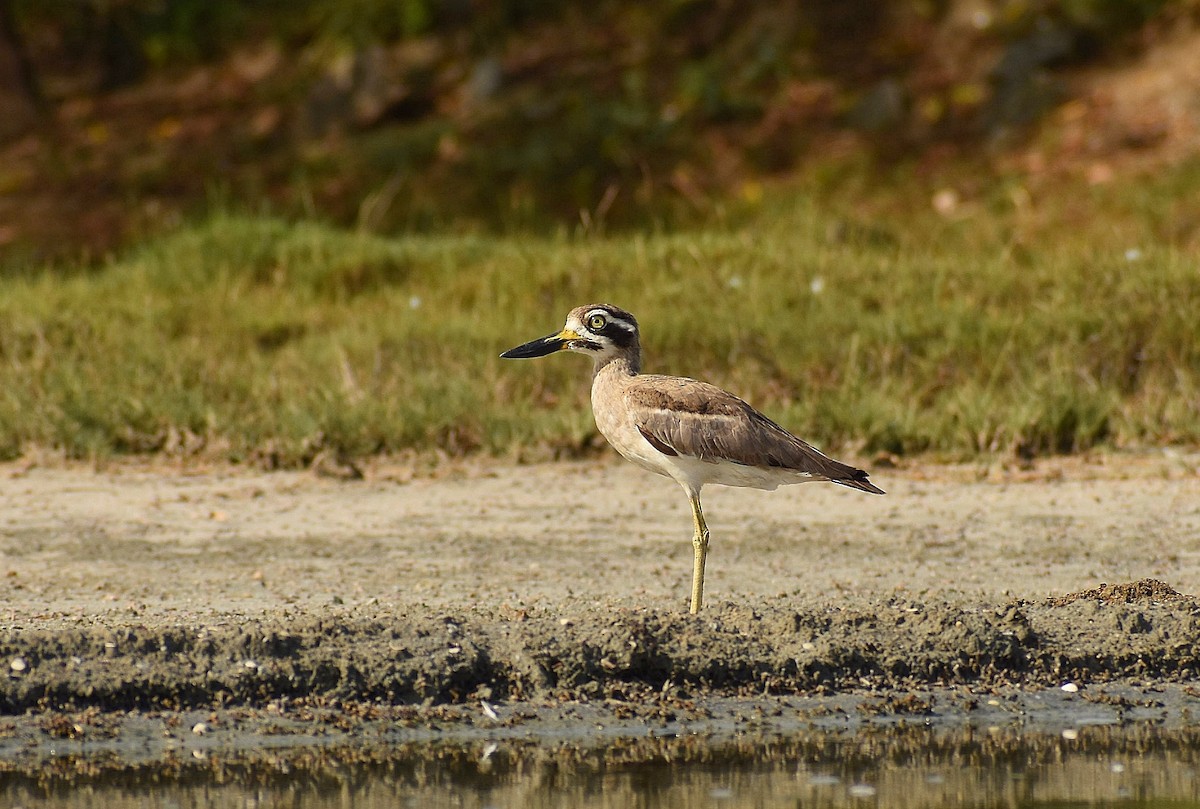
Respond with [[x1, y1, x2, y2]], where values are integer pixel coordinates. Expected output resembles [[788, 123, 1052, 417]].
[[600, 321, 636, 348]]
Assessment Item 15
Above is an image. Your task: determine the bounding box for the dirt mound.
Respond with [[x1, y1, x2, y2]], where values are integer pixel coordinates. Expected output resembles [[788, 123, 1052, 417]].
[[4, 595, 1200, 714], [1047, 578, 1193, 607]]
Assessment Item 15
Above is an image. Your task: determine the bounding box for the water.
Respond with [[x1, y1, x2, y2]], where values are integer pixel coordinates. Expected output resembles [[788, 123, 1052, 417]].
[[7, 724, 1200, 808]]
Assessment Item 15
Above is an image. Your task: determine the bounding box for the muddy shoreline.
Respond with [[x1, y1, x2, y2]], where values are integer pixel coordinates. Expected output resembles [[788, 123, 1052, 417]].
[[2, 585, 1199, 714], [2, 455, 1199, 772]]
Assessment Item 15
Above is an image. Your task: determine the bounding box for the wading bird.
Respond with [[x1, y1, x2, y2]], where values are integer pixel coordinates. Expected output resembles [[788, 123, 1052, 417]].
[[501, 304, 884, 613]]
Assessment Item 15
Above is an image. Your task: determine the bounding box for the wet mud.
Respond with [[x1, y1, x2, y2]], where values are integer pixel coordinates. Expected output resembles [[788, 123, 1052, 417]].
[[1, 582, 1198, 715]]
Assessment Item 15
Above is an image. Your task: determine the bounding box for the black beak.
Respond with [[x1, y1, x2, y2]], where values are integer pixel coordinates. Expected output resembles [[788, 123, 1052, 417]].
[[500, 331, 574, 359]]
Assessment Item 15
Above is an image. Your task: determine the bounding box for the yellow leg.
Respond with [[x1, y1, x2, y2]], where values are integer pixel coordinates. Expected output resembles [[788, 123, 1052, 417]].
[[688, 492, 710, 614]]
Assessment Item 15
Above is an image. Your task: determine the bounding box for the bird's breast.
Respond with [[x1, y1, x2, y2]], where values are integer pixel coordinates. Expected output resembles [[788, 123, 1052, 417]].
[[591, 382, 674, 478]]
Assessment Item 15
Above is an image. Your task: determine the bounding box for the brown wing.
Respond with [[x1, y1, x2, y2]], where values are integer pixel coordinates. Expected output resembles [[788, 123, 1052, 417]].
[[627, 375, 884, 494]]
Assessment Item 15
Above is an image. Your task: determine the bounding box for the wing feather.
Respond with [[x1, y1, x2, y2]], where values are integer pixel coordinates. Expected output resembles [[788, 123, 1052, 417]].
[[627, 375, 884, 494]]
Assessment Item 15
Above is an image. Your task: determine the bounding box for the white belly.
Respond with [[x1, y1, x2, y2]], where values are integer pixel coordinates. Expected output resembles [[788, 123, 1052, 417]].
[[668, 454, 819, 491]]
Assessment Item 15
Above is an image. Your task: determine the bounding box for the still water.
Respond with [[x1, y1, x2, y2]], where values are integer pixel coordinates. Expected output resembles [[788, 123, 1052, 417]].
[[6, 724, 1200, 808]]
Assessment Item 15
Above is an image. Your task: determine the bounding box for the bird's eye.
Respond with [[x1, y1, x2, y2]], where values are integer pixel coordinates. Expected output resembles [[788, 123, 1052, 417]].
[[587, 314, 607, 330]]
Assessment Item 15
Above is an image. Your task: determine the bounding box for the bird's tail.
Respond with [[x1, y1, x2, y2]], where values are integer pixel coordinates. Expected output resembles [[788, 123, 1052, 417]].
[[833, 469, 885, 495]]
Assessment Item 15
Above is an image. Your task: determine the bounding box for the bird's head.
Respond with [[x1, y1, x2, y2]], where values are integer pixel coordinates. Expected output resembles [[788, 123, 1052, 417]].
[[501, 304, 640, 363]]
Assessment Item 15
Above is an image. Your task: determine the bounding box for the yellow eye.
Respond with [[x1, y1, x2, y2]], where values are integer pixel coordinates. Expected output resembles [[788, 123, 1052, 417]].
[[587, 313, 607, 330]]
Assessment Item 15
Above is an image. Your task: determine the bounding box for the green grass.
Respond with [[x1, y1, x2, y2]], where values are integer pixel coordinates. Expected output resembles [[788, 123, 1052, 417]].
[[1, 173, 1198, 466]]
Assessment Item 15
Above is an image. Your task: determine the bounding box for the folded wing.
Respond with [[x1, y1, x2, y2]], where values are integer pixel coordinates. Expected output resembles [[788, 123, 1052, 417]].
[[628, 375, 884, 494]]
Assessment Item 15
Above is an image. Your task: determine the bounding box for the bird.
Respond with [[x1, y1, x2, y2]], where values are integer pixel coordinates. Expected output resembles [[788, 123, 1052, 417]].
[[500, 303, 884, 613]]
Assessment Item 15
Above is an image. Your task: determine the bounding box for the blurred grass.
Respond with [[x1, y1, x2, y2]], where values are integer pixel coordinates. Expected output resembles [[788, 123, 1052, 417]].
[[1, 172, 1198, 466]]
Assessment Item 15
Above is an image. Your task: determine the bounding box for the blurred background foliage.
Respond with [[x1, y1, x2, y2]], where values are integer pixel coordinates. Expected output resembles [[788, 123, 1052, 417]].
[[1, 0, 1199, 464], [1, 0, 1197, 261]]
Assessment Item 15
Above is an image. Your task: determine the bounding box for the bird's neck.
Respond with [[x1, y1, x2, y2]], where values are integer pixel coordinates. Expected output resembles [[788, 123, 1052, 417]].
[[592, 349, 641, 381]]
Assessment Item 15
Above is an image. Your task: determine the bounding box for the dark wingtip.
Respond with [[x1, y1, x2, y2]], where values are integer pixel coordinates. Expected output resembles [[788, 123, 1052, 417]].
[[835, 470, 886, 495]]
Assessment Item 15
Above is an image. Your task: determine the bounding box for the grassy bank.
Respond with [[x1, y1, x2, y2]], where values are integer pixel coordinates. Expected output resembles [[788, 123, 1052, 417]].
[[1, 176, 1198, 466]]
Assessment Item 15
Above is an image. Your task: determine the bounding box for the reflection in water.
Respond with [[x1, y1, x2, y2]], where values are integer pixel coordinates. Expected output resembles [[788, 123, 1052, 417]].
[[6, 723, 1200, 808]]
